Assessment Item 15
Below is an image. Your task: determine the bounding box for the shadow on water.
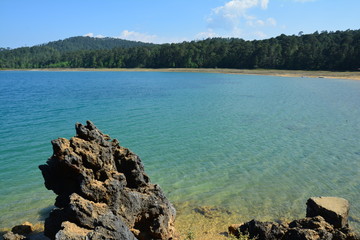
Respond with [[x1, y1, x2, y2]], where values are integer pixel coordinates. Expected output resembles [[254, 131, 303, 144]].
[[0, 231, 7, 240], [220, 232, 230, 237], [38, 205, 55, 221]]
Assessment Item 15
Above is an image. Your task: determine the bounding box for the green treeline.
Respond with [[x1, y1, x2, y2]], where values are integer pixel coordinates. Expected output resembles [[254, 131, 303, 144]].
[[1, 30, 359, 70]]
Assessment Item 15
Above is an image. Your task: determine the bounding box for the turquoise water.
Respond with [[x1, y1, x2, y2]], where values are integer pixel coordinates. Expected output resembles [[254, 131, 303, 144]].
[[0, 71, 359, 231]]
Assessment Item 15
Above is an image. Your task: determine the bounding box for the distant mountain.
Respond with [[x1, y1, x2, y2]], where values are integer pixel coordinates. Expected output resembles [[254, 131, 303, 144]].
[[38, 36, 155, 52], [0, 36, 156, 68], [1, 30, 359, 70]]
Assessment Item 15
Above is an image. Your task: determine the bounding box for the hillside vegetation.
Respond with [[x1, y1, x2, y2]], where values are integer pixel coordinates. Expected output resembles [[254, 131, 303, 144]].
[[0, 30, 359, 71], [44, 36, 154, 52]]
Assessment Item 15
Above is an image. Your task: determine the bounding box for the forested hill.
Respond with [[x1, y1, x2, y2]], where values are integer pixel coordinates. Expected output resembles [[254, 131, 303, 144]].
[[44, 36, 154, 52], [1, 30, 359, 71], [0, 36, 154, 68]]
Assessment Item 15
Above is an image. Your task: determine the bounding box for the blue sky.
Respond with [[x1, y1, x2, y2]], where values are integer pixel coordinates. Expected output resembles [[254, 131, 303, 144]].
[[1, 0, 359, 48]]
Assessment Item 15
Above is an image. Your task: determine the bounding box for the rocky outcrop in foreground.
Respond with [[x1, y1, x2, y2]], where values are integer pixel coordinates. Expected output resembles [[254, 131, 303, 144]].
[[39, 121, 176, 240], [229, 197, 359, 240]]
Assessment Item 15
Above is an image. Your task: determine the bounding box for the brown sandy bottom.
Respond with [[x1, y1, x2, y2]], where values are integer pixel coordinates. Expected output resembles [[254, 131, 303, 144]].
[[4, 68, 360, 81], [0, 204, 245, 240], [0, 212, 235, 240], [1, 204, 358, 239], [174, 202, 248, 240]]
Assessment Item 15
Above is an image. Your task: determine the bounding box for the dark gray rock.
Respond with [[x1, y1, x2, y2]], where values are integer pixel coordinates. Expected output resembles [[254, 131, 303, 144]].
[[237, 219, 288, 240], [11, 222, 33, 236], [55, 220, 137, 240], [288, 216, 333, 231], [283, 228, 320, 240], [39, 121, 176, 240], [306, 197, 349, 229], [229, 198, 359, 240]]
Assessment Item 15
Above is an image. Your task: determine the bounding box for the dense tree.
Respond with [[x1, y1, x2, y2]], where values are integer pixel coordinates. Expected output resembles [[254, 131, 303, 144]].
[[1, 30, 360, 71], [42, 36, 154, 52]]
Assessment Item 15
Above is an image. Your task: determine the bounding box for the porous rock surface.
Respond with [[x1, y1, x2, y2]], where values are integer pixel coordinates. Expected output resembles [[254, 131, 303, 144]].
[[39, 121, 176, 240], [230, 197, 359, 240]]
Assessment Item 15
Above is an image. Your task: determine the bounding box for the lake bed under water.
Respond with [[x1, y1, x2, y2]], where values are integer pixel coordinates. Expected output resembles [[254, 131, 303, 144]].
[[0, 71, 359, 233]]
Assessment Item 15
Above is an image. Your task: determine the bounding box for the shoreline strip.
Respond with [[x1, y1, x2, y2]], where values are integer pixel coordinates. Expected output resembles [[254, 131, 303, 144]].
[[2, 68, 360, 81]]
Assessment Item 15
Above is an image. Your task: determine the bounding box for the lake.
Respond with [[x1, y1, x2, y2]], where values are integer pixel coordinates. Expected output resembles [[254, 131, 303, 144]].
[[0, 70, 359, 232]]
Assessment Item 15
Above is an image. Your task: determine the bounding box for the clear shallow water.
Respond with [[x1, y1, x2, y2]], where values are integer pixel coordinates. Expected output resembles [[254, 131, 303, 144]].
[[0, 71, 359, 230]]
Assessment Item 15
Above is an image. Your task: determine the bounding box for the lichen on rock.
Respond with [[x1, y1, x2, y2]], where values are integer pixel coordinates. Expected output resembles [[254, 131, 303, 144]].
[[39, 121, 176, 240]]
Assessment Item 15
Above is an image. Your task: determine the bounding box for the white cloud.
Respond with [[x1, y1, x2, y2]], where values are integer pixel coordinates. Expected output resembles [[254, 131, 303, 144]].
[[247, 19, 264, 27], [246, 17, 276, 27], [266, 17, 277, 26], [83, 31, 186, 44], [261, 0, 269, 9], [206, 0, 273, 38], [95, 34, 106, 38], [252, 31, 267, 38], [209, 0, 269, 23], [195, 29, 219, 39], [83, 33, 106, 38], [118, 30, 157, 43]]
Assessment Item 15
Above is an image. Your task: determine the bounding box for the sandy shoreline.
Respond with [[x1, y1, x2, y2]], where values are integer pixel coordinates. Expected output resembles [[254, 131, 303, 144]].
[[2, 68, 360, 81], [0, 204, 245, 240]]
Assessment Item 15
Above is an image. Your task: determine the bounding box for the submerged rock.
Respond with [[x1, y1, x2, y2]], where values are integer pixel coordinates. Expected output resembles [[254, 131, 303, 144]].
[[2, 222, 44, 240], [229, 197, 359, 240], [193, 206, 232, 219], [11, 222, 34, 236], [2, 231, 27, 240], [39, 121, 176, 240]]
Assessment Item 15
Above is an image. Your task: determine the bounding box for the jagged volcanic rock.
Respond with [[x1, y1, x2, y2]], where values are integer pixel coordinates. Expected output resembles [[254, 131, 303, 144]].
[[231, 216, 359, 240], [39, 121, 176, 240], [229, 197, 359, 240]]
